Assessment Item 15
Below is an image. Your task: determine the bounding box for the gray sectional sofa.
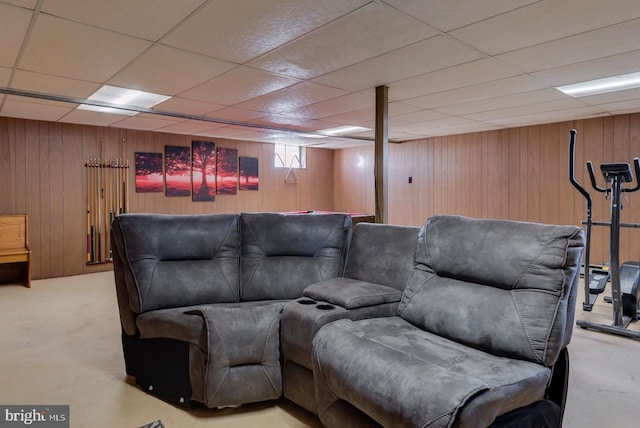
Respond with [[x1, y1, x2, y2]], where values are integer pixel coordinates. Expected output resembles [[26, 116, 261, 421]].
[[111, 212, 584, 427]]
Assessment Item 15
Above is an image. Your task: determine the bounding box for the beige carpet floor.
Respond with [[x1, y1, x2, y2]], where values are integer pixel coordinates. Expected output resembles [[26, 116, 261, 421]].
[[0, 272, 638, 427]]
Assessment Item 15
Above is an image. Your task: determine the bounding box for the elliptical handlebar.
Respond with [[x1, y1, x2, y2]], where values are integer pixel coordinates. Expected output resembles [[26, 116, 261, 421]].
[[568, 129, 594, 205], [586, 161, 607, 193], [623, 157, 640, 192]]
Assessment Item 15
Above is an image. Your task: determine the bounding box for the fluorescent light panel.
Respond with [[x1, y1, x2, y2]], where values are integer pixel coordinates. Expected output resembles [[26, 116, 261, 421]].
[[78, 85, 171, 116], [319, 125, 370, 136], [556, 71, 640, 97]]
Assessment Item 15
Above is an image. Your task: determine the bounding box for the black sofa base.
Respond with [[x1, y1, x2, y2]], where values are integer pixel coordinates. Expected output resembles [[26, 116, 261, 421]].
[[121, 332, 193, 408]]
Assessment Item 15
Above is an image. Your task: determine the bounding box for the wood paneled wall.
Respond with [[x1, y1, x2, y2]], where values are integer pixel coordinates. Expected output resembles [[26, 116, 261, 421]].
[[333, 113, 640, 266], [0, 117, 333, 280]]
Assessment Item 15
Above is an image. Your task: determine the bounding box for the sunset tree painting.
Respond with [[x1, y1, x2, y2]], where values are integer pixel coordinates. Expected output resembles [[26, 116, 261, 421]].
[[135, 152, 163, 193], [216, 147, 238, 195], [239, 156, 259, 190], [192, 141, 216, 201], [165, 146, 191, 197]]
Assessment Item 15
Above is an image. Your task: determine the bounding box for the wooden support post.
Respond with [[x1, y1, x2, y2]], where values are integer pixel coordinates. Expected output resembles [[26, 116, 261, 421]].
[[375, 85, 389, 224]]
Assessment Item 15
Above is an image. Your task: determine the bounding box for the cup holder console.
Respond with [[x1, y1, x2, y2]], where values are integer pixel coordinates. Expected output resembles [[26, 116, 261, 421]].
[[316, 303, 335, 311], [297, 298, 317, 305]]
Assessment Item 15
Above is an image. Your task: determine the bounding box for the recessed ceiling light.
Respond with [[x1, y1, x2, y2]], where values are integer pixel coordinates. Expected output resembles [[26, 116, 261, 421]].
[[318, 125, 370, 136], [556, 72, 640, 97], [77, 85, 171, 116]]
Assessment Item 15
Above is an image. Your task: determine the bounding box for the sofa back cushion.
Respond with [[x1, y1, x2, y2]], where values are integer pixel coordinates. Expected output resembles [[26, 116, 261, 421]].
[[343, 223, 420, 290], [111, 214, 240, 315], [398, 215, 584, 366], [240, 213, 351, 301]]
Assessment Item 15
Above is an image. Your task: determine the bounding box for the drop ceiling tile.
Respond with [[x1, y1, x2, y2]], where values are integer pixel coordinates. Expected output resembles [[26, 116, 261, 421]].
[[286, 93, 374, 119], [1, 0, 37, 9], [466, 98, 587, 122], [134, 112, 186, 123], [59, 109, 128, 126], [390, 109, 454, 127], [41, 0, 206, 41], [248, 115, 336, 132], [394, 116, 475, 134], [485, 106, 607, 127], [312, 35, 484, 91], [0, 66, 11, 86], [20, 14, 151, 82], [234, 82, 348, 114], [436, 88, 567, 116], [496, 18, 640, 73], [532, 49, 640, 86], [153, 97, 224, 116], [109, 45, 236, 96], [404, 75, 551, 109], [164, 0, 369, 63], [110, 115, 179, 131], [0, 3, 32, 67], [599, 99, 640, 114], [578, 88, 640, 106], [450, 0, 640, 55], [179, 66, 300, 105], [206, 106, 268, 123], [156, 120, 222, 135], [200, 125, 258, 138], [11, 70, 100, 98], [383, 0, 538, 31], [312, 139, 372, 149], [295, 101, 423, 126], [1, 96, 74, 121], [417, 122, 504, 138], [388, 58, 522, 101], [249, 2, 438, 79]]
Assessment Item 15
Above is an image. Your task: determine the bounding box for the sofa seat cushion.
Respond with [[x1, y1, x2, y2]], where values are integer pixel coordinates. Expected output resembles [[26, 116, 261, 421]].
[[303, 278, 402, 309], [313, 317, 551, 428], [136, 300, 290, 351]]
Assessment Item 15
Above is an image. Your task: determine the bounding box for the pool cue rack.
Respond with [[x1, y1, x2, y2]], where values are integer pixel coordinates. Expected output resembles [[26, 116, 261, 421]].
[[85, 154, 129, 265]]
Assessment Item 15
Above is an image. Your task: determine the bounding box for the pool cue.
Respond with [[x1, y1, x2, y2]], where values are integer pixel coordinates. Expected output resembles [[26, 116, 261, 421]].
[[86, 160, 91, 263]]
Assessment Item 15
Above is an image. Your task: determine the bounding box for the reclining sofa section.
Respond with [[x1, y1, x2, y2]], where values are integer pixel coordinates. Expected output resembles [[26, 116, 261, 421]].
[[312, 216, 584, 428], [111, 212, 352, 408], [111, 212, 584, 428]]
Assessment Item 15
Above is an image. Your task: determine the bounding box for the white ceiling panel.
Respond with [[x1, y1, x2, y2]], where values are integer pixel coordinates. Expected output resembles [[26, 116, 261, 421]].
[[413, 122, 504, 138], [109, 45, 236, 96], [450, 0, 640, 55], [248, 115, 336, 132], [390, 109, 450, 127], [381, 0, 538, 32], [156, 120, 222, 135], [467, 98, 588, 122], [249, 2, 438, 79], [435, 88, 568, 116], [1, 0, 37, 9], [311, 139, 372, 149], [234, 82, 348, 114], [19, 14, 151, 82], [206, 106, 268, 123], [0, 3, 32, 68], [41, 0, 206, 41], [110, 115, 180, 131], [598, 99, 640, 115], [486, 106, 607, 127], [393, 116, 475, 134], [532, 49, 640, 86], [0, 67, 11, 86], [404, 75, 550, 109], [199, 125, 258, 139], [11, 70, 99, 98], [321, 102, 424, 126], [285, 93, 374, 120], [179, 66, 299, 105], [496, 18, 640, 73], [153, 97, 224, 116], [311, 35, 484, 91], [1, 96, 74, 121], [59, 109, 128, 126], [389, 58, 523, 101], [578, 88, 640, 106], [163, 0, 369, 64]]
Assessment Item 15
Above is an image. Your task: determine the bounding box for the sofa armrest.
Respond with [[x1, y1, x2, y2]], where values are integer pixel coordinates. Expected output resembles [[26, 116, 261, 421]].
[[303, 278, 402, 309]]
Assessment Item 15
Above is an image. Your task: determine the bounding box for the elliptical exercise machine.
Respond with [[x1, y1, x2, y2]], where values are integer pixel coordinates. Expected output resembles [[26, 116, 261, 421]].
[[568, 129, 640, 339]]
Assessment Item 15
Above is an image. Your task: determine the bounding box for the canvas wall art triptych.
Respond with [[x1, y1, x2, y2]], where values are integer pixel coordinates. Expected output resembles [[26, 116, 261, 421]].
[[134, 141, 259, 200]]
